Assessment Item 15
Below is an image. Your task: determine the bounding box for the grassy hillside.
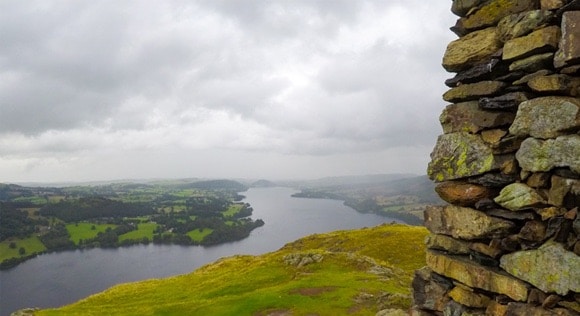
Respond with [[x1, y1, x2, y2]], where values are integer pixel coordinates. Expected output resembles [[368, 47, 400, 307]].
[[32, 224, 427, 316]]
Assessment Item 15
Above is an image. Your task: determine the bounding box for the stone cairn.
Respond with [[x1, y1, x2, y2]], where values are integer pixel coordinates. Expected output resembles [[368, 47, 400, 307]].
[[411, 0, 580, 315]]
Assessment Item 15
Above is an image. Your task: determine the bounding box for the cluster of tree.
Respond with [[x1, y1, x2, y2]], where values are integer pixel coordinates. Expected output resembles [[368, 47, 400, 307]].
[[79, 224, 137, 248], [0, 202, 45, 241], [40, 197, 156, 222], [186, 196, 230, 214], [229, 204, 253, 219], [343, 198, 422, 226], [202, 219, 264, 245], [39, 223, 75, 251]]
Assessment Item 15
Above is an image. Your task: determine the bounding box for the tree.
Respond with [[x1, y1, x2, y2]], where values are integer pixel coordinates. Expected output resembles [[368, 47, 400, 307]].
[[9, 242, 16, 249], [18, 247, 26, 255]]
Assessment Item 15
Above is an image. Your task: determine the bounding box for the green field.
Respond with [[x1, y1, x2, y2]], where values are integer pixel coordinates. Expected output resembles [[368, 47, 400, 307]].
[[66, 223, 117, 245], [187, 228, 214, 242], [37, 224, 428, 316], [0, 236, 46, 262], [222, 204, 243, 217], [119, 223, 158, 242]]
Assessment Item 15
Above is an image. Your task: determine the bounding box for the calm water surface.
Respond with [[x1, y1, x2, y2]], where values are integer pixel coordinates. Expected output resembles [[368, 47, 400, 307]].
[[0, 187, 394, 315]]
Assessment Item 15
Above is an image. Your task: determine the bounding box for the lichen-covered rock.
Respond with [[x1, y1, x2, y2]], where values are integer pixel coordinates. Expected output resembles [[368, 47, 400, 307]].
[[425, 234, 471, 254], [541, 0, 566, 10], [527, 74, 580, 95], [428, 132, 499, 182], [443, 27, 502, 72], [500, 241, 580, 296], [509, 97, 580, 139], [509, 52, 554, 72], [505, 303, 572, 316], [498, 10, 553, 42], [439, 101, 514, 134], [448, 286, 491, 308], [454, 0, 540, 34], [555, 11, 580, 68], [513, 69, 554, 85], [443, 81, 506, 103], [452, 0, 485, 17], [494, 183, 547, 211], [435, 180, 494, 206], [486, 301, 509, 316], [516, 135, 580, 173], [426, 250, 529, 301], [503, 25, 561, 61], [424, 205, 515, 240]]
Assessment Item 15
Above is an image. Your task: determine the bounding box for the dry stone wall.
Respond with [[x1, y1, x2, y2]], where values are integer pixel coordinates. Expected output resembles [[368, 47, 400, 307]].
[[412, 0, 580, 315]]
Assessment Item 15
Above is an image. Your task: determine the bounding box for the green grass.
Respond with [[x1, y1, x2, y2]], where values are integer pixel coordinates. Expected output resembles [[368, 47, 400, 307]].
[[37, 224, 428, 316], [0, 236, 46, 262], [12, 196, 48, 205], [66, 223, 117, 245], [119, 223, 157, 242], [222, 204, 243, 217], [187, 228, 214, 242]]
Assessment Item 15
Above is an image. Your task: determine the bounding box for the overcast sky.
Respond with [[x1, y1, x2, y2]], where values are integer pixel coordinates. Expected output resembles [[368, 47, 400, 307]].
[[0, 0, 457, 183]]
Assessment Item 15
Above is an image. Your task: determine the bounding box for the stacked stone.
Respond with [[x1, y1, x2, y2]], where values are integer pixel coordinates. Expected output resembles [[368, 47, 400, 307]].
[[412, 0, 580, 315]]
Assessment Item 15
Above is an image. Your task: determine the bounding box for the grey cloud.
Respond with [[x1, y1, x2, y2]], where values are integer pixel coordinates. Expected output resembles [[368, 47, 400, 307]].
[[0, 0, 457, 181]]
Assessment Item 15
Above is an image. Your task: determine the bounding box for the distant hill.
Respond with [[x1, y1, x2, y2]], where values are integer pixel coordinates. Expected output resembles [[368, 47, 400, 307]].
[[31, 224, 427, 316], [286, 174, 440, 226], [250, 179, 277, 187]]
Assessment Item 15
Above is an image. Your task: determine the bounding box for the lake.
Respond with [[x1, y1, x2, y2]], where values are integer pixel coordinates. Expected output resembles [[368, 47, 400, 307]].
[[0, 187, 395, 315]]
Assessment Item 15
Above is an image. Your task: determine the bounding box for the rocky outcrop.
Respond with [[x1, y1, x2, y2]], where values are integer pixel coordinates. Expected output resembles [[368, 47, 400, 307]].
[[414, 1, 580, 315], [500, 241, 580, 295]]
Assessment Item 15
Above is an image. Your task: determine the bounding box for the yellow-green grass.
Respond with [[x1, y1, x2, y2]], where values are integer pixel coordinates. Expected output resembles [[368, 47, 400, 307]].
[[222, 204, 243, 217], [119, 223, 157, 242], [187, 228, 214, 242], [0, 236, 46, 261], [37, 224, 428, 316], [66, 223, 117, 245]]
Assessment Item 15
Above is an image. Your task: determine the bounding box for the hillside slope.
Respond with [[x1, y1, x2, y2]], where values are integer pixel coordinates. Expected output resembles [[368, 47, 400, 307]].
[[32, 224, 427, 316]]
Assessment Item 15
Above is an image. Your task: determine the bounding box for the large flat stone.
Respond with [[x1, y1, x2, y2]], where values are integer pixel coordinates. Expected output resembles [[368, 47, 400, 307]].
[[448, 286, 491, 308], [426, 250, 529, 301], [516, 135, 580, 174], [454, 0, 540, 34], [555, 11, 580, 68], [527, 74, 580, 95], [427, 132, 499, 182], [439, 101, 514, 134], [443, 27, 502, 72], [425, 234, 471, 254], [435, 180, 494, 206], [509, 96, 580, 139], [503, 25, 561, 61], [424, 205, 515, 240], [500, 241, 580, 296], [443, 81, 506, 103]]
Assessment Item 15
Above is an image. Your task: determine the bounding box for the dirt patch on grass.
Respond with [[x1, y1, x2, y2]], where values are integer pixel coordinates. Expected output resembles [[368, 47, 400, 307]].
[[290, 286, 337, 296]]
